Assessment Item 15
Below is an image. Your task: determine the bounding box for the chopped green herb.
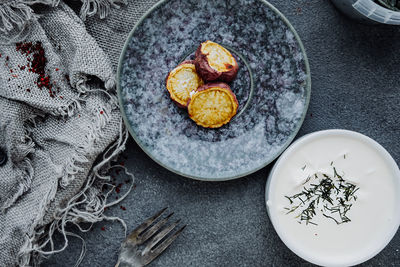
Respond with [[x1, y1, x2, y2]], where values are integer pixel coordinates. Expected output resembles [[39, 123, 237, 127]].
[[285, 195, 293, 204], [301, 165, 307, 171], [323, 213, 340, 225], [302, 175, 311, 185], [285, 166, 359, 225]]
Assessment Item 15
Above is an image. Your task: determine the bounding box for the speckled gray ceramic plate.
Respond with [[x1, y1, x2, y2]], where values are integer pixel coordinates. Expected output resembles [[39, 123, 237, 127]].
[[117, 0, 311, 181]]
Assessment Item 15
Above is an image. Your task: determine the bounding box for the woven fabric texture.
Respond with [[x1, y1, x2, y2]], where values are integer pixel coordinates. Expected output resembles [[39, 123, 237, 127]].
[[0, 0, 157, 265]]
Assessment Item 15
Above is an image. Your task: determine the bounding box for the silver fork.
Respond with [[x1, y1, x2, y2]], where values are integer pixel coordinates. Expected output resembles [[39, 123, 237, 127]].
[[115, 208, 186, 267]]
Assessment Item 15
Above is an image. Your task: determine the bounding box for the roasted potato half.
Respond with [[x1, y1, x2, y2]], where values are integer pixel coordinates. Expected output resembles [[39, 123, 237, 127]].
[[195, 41, 239, 82], [166, 60, 204, 108], [187, 82, 238, 128]]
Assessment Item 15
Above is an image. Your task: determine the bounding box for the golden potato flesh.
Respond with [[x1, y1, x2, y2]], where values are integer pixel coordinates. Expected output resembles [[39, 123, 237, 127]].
[[195, 40, 239, 82], [201, 41, 236, 72], [188, 84, 238, 128], [166, 61, 204, 107]]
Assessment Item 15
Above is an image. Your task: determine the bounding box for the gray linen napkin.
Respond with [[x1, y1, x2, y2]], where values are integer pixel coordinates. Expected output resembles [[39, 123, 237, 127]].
[[0, 0, 156, 265]]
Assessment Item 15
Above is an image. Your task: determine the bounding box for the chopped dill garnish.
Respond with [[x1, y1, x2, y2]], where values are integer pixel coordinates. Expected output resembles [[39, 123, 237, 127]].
[[323, 213, 340, 225], [284, 166, 359, 226], [285, 196, 293, 204], [302, 175, 311, 185], [301, 165, 307, 171]]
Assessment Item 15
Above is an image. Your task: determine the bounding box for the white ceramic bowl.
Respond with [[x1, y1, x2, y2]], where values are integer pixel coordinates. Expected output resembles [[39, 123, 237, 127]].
[[265, 129, 400, 266], [332, 0, 400, 25], [331, 0, 400, 25]]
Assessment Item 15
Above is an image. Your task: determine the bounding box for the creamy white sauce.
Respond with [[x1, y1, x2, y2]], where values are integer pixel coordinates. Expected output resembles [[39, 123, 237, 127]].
[[267, 132, 400, 266]]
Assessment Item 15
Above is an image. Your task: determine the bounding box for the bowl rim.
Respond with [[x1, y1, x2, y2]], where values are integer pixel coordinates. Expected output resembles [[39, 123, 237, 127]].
[[265, 129, 400, 266], [367, 0, 400, 14], [116, 0, 312, 181]]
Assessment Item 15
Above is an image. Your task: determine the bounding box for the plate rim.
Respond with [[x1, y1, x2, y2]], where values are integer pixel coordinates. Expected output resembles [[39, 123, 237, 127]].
[[116, 0, 312, 181]]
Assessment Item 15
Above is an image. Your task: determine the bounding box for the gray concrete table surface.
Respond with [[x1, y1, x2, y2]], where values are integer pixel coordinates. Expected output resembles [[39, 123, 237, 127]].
[[44, 0, 400, 266]]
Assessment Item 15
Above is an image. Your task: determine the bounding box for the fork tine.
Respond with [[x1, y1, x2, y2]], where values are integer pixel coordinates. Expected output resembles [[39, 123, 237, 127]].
[[138, 212, 174, 244], [126, 207, 167, 242], [142, 219, 181, 254], [143, 225, 186, 265]]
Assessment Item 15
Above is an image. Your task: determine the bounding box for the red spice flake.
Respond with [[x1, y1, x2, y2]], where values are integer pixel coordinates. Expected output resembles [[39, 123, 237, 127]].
[[0, 53, 2, 57], [59, 95, 64, 99], [16, 41, 56, 98], [101, 226, 106, 231], [55, 68, 59, 71], [100, 110, 104, 115], [20, 66, 25, 70], [6, 56, 9, 61], [10, 69, 13, 73], [12, 75, 18, 78], [65, 74, 70, 82], [115, 187, 121, 194], [120, 206, 126, 211], [26, 89, 31, 92]]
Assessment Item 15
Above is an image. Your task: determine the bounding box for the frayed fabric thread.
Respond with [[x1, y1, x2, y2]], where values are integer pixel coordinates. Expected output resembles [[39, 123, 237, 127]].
[[0, 0, 59, 44], [1, 114, 37, 212], [0, 0, 125, 44], [51, 75, 116, 118], [60, 96, 116, 187], [53, 97, 83, 117], [79, 0, 127, 21], [18, 138, 133, 266], [17, 83, 131, 265], [1, 157, 34, 211]]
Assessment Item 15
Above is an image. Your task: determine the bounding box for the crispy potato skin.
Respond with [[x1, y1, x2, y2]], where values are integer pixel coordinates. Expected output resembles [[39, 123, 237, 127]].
[[194, 41, 239, 82], [194, 48, 221, 81], [187, 82, 238, 128], [165, 60, 203, 108], [194, 82, 237, 97]]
